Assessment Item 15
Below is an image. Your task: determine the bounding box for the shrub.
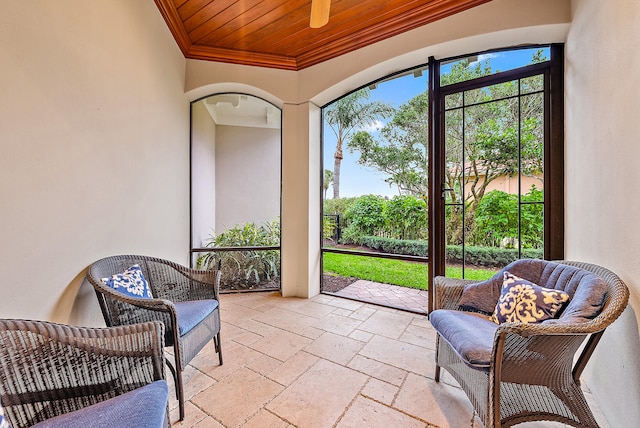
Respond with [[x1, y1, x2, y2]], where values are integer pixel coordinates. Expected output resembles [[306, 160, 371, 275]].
[[323, 215, 338, 242], [197, 219, 280, 286], [323, 197, 358, 217], [352, 235, 542, 267], [341, 195, 386, 243], [471, 185, 543, 249], [334, 194, 429, 243], [445, 245, 543, 268], [385, 195, 428, 240], [358, 236, 428, 257]]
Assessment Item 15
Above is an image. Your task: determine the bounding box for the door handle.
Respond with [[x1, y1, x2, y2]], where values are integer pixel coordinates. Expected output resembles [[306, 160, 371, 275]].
[[441, 184, 454, 199]]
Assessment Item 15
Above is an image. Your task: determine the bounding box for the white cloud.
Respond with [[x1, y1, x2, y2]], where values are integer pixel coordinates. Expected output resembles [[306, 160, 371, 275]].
[[478, 53, 500, 61], [361, 120, 385, 132], [470, 53, 501, 67]]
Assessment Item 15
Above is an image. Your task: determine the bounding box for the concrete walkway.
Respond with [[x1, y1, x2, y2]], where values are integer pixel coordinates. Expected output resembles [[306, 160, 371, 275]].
[[331, 280, 428, 314]]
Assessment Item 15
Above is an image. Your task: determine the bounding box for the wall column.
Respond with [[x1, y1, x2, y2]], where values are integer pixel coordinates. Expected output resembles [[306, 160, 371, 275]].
[[280, 102, 321, 298]]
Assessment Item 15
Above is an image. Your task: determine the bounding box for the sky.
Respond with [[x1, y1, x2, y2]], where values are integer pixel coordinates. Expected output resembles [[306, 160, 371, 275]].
[[322, 47, 550, 198]]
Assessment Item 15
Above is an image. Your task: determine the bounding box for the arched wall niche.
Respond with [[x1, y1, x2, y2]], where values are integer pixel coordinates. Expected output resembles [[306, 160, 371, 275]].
[[190, 90, 282, 266]]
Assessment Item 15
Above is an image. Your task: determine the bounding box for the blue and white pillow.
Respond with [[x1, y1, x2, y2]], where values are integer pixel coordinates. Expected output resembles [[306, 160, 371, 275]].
[[491, 271, 569, 324], [101, 264, 153, 299], [0, 399, 12, 428]]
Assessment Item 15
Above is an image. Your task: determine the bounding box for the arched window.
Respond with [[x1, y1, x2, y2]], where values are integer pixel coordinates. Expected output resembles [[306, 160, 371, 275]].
[[320, 45, 564, 314], [191, 93, 282, 292]]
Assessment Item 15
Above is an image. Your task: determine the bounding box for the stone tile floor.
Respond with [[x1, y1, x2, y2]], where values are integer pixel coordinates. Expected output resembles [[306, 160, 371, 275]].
[[168, 291, 609, 428]]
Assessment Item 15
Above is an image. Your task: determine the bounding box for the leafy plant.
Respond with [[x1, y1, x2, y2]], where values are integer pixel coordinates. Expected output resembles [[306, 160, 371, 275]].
[[445, 244, 542, 268], [323, 197, 358, 242], [385, 195, 427, 240], [471, 185, 543, 249], [323, 215, 338, 242], [358, 236, 428, 257], [341, 194, 387, 243], [323, 197, 357, 218], [197, 219, 280, 287]]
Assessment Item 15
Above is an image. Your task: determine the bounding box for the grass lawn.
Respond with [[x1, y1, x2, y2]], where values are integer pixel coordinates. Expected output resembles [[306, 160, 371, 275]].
[[323, 252, 496, 290]]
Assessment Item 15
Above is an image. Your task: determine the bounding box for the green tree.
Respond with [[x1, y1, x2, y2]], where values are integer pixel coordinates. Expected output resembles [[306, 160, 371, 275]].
[[324, 88, 394, 199], [323, 169, 334, 199], [443, 58, 544, 244], [349, 92, 429, 197], [347, 52, 546, 245]]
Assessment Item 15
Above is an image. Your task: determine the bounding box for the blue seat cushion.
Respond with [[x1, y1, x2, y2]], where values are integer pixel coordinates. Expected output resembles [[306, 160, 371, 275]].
[[175, 299, 219, 336], [31, 380, 168, 428], [430, 309, 497, 370]]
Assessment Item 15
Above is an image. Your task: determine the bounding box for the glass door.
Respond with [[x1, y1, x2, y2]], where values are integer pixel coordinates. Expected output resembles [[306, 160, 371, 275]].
[[442, 71, 546, 279]]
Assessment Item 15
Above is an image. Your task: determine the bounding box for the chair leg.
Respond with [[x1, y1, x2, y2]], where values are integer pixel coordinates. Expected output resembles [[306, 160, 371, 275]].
[[165, 353, 185, 421], [176, 370, 185, 421], [165, 357, 179, 400], [171, 343, 186, 422], [215, 332, 223, 365], [435, 365, 441, 382]]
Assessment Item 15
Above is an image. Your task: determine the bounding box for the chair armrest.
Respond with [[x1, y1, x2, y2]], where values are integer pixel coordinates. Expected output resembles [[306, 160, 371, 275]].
[[497, 316, 605, 338], [433, 276, 479, 310], [91, 281, 181, 323], [0, 320, 166, 427]]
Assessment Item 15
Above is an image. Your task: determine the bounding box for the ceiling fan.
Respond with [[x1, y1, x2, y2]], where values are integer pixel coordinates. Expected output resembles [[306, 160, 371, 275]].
[[310, 0, 331, 28]]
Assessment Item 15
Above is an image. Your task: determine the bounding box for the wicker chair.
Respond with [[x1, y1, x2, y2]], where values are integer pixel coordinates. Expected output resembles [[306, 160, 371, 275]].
[[0, 319, 169, 428], [86, 255, 223, 421], [430, 260, 629, 428]]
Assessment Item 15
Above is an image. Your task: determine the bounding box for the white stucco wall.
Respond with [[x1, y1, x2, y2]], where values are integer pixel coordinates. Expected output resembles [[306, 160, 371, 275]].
[[565, 1, 640, 425], [0, 0, 188, 325], [214, 125, 281, 232], [191, 101, 217, 248]]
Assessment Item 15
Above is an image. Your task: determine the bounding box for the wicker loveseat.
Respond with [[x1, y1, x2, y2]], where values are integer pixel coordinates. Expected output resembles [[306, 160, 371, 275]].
[[86, 255, 223, 421], [0, 319, 169, 428], [430, 259, 629, 428]]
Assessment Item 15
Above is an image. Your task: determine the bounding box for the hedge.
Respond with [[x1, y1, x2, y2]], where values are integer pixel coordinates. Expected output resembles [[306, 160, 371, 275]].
[[354, 235, 543, 268]]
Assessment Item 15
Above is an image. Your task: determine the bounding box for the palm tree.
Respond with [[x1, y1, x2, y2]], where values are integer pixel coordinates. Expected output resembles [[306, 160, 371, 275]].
[[323, 169, 334, 199], [324, 88, 394, 199]]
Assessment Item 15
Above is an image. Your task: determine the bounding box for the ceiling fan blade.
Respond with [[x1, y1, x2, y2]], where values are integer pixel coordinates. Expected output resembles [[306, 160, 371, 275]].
[[310, 0, 331, 28]]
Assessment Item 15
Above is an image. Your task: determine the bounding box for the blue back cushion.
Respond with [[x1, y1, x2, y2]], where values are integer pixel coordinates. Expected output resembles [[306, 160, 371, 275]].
[[101, 264, 153, 299], [458, 260, 608, 323]]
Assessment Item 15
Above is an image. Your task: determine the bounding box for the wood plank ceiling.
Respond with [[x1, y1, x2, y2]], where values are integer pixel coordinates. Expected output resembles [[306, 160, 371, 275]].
[[154, 0, 491, 70]]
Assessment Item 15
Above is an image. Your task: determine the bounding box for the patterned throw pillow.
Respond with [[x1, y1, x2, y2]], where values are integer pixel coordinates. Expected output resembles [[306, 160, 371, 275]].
[[101, 264, 153, 299], [491, 271, 570, 324], [0, 400, 13, 428]]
